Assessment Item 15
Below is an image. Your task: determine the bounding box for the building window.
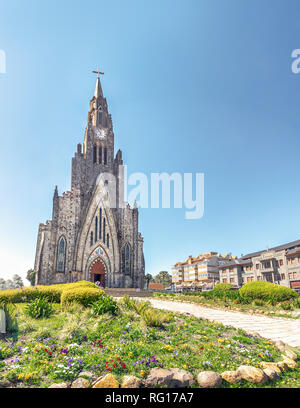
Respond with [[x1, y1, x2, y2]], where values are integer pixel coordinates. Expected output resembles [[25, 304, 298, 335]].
[[95, 217, 98, 243], [57, 236, 66, 272], [107, 234, 109, 248], [289, 272, 297, 280], [256, 264, 260, 270], [93, 145, 97, 163], [103, 218, 106, 244], [99, 208, 102, 240], [229, 268, 234, 273], [279, 259, 283, 266], [257, 276, 262, 281], [99, 146, 102, 164], [104, 147, 107, 165], [123, 243, 131, 276], [90, 231, 93, 247], [222, 278, 227, 283], [230, 278, 234, 283], [281, 273, 286, 280]]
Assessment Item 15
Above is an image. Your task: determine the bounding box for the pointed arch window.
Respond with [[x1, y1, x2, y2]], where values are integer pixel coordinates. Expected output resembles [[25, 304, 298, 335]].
[[90, 231, 94, 247], [93, 145, 97, 163], [99, 208, 102, 240], [95, 217, 98, 243], [99, 146, 102, 164], [107, 234, 109, 248], [123, 243, 131, 276], [57, 236, 66, 273], [103, 218, 106, 244]]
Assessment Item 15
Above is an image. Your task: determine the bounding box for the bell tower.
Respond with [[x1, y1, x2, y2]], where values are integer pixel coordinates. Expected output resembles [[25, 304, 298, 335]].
[[81, 70, 115, 191]]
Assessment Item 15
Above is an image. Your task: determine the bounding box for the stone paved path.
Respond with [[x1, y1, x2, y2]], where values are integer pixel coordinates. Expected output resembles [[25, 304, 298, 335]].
[[141, 298, 300, 348]]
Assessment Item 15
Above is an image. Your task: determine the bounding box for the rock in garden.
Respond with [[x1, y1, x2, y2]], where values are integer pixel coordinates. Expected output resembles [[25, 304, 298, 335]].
[[197, 371, 222, 388], [284, 349, 298, 362], [121, 376, 142, 388], [263, 368, 280, 381], [237, 366, 268, 384], [92, 374, 119, 388], [221, 370, 242, 384], [144, 368, 175, 388], [282, 356, 298, 369], [71, 378, 90, 388], [168, 368, 195, 387], [48, 382, 69, 388], [260, 362, 282, 374]]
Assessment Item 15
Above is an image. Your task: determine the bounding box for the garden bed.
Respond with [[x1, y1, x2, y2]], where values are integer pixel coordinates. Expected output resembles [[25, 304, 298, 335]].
[[0, 297, 299, 388]]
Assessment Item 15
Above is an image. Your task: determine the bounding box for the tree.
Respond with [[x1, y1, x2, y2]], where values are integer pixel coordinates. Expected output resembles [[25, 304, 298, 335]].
[[12, 274, 24, 289], [26, 269, 36, 286], [145, 274, 154, 289], [154, 271, 172, 288], [5, 279, 14, 289], [0, 278, 6, 290]]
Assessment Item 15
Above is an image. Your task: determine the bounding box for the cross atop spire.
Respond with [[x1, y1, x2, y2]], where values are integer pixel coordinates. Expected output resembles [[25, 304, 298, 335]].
[[92, 67, 104, 98]]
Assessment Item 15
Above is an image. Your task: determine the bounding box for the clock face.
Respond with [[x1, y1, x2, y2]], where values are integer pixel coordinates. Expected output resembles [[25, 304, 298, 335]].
[[95, 128, 107, 140]]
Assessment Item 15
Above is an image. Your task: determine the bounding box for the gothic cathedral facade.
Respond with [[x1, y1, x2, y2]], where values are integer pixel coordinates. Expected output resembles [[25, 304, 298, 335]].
[[34, 76, 145, 288]]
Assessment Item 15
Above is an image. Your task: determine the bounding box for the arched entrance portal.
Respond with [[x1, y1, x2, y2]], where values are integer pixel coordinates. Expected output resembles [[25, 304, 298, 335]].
[[91, 259, 105, 287]]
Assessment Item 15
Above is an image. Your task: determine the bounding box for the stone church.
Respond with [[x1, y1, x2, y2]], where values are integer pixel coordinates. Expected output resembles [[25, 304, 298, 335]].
[[34, 74, 145, 288]]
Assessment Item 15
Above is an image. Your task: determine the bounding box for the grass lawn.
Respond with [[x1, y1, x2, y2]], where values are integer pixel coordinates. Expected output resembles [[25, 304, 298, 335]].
[[0, 299, 299, 388]]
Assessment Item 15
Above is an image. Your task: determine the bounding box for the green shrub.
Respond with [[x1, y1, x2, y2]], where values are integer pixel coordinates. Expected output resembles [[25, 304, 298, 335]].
[[61, 287, 105, 307], [141, 308, 165, 327], [280, 301, 294, 311], [240, 281, 297, 302], [122, 295, 150, 314], [25, 298, 53, 319], [213, 283, 233, 292], [91, 295, 119, 316], [0, 281, 99, 304], [293, 297, 300, 308], [252, 299, 266, 307]]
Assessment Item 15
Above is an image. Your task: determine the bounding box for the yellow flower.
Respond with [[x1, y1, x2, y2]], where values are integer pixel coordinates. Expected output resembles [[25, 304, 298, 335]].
[[140, 370, 146, 376], [183, 365, 188, 370]]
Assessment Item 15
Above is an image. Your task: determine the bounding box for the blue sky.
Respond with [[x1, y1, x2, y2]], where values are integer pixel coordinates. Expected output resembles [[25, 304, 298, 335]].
[[1, 0, 300, 284]]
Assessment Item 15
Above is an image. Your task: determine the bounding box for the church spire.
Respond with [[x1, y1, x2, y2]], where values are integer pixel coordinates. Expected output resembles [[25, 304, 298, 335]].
[[94, 76, 103, 98], [92, 68, 104, 99]]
